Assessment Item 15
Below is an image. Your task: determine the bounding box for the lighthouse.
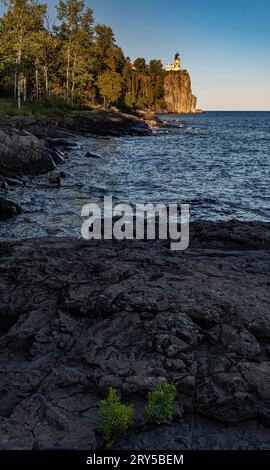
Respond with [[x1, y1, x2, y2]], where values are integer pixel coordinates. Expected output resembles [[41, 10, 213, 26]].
[[166, 53, 181, 72]]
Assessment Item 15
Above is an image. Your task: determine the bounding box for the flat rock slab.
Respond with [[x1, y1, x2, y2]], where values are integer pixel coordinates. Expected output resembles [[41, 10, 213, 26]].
[[0, 221, 270, 449]]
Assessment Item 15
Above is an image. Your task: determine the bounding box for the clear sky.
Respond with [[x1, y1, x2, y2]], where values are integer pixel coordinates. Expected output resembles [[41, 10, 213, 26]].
[[88, 0, 270, 111], [2, 1, 270, 110]]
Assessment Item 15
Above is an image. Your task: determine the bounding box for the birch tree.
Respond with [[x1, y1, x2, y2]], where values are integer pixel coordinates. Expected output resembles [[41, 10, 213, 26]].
[[34, 15, 61, 98], [56, 0, 94, 104], [0, 0, 46, 108]]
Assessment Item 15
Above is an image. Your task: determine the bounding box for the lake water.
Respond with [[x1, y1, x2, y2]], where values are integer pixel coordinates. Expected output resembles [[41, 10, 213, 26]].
[[0, 111, 269, 239]]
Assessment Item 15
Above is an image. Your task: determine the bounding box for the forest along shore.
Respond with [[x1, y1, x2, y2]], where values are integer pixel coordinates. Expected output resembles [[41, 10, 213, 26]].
[[0, 221, 270, 449], [0, 109, 159, 220]]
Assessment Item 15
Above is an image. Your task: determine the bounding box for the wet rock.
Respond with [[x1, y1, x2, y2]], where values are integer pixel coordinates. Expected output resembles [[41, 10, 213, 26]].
[[59, 171, 68, 178], [127, 125, 151, 136], [0, 178, 8, 190], [0, 175, 23, 189], [50, 148, 66, 165], [47, 173, 61, 186], [60, 109, 151, 136], [47, 138, 80, 149], [0, 127, 55, 176], [2, 110, 152, 141], [84, 151, 101, 159], [0, 195, 22, 220]]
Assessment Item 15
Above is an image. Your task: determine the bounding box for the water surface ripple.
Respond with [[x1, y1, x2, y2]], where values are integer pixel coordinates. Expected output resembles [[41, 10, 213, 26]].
[[0, 111, 269, 239]]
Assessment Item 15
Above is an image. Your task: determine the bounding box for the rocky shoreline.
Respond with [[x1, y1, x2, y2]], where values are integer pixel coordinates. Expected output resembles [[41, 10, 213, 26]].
[[0, 111, 270, 450], [0, 109, 186, 222], [0, 110, 153, 221], [0, 220, 270, 449]]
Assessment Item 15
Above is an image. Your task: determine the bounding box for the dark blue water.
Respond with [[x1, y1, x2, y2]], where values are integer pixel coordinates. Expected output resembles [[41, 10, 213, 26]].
[[0, 111, 269, 239]]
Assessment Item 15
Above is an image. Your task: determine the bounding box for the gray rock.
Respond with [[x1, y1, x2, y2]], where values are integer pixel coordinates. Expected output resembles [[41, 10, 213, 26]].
[[0, 222, 270, 449], [0, 196, 22, 220], [0, 127, 55, 176], [50, 149, 66, 165], [47, 173, 61, 186], [47, 138, 80, 149], [84, 151, 101, 159]]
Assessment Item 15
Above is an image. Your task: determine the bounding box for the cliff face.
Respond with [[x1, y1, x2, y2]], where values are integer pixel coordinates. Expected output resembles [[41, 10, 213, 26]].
[[164, 70, 197, 113]]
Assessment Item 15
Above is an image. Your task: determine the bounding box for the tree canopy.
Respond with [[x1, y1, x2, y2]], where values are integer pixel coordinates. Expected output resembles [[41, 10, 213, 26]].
[[0, 0, 167, 112]]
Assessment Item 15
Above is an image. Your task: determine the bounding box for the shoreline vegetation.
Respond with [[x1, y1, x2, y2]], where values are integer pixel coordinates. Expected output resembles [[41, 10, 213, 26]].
[[1, 0, 270, 454], [0, 1, 200, 116]]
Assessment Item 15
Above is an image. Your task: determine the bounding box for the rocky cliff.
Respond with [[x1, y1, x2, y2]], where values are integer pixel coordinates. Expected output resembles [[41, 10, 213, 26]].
[[164, 70, 198, 113]]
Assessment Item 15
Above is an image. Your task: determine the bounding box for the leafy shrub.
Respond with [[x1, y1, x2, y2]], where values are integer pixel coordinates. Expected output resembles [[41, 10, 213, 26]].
[[0, 96, 89, 119], [98, 387, 134, 448], [144, 382, 177, 425]]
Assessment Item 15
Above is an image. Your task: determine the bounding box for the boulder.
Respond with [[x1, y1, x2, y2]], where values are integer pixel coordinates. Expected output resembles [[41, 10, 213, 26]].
[[47, 138, 80, 149], [47, 173, 61, 186], [84, 151, 101, 159], [60, 109, 151, 136], [0, 127, 55, 176], [0, 196, 22, 220]]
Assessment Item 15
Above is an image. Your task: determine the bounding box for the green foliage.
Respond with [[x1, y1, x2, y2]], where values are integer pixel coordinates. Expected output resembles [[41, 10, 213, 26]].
[[56, 0, 94, 103], [0, 0, 47, 108], [0, 98, 20, 117], [98, 387, 134, 448], [0, 96, 88, 118], [0, 0, 168, 112], [148, 59, 163, 77], [97, 70, 123, 106], [144, 382, 177, 425], [134, 57, 146, 72]]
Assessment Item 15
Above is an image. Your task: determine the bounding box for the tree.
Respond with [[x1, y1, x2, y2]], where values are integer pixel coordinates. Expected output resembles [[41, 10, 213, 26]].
[[149, 59, 163, 77], [56, 0, 94, 103], [97, 70, 122, 107], [0, 0, 46, 108], [0, 1, 169, 112], [133, 57, 146, 72], [104, 46, 125, 73], [93, 24, 114, 70], [33, 15, 61, 98]]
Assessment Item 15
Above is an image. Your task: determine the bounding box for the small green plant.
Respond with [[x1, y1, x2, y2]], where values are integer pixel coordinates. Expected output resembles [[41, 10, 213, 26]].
[[144, 382, 177, 425], [98, 387, 134, 448]]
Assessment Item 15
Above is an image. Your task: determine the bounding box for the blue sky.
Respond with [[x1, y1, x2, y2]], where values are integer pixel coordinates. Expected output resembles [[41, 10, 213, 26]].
[[89, 0, 270, 110], [2, 1, 270, 109]]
